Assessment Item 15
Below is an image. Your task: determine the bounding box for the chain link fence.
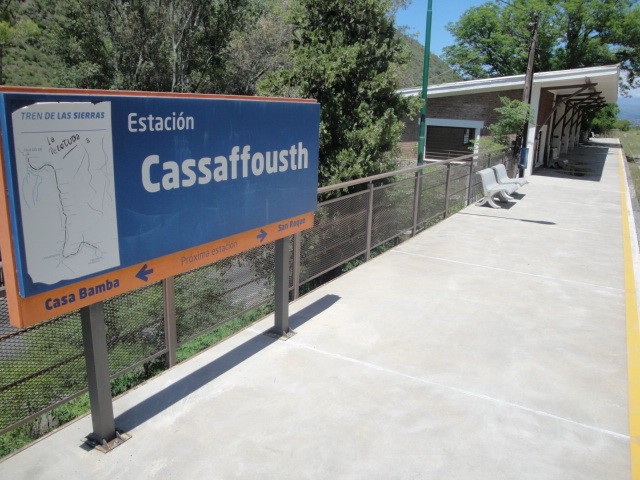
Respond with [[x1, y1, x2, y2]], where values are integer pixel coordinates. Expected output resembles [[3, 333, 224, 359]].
[[0, 148, 509, 440]]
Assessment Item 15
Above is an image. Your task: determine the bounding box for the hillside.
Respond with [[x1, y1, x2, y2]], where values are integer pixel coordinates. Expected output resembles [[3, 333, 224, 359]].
[[396, 33, 462, 88]]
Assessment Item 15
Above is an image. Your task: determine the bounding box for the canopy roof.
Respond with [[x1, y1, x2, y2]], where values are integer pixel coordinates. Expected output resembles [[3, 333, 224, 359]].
[[398, 65, 620, 106]]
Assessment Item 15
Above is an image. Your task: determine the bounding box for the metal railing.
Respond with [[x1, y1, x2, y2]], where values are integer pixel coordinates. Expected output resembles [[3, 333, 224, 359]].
[[0, 147, 509, 438]]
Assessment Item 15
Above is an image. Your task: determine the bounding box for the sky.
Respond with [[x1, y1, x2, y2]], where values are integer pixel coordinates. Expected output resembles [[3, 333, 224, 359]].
[[394, 0, 487, 56]]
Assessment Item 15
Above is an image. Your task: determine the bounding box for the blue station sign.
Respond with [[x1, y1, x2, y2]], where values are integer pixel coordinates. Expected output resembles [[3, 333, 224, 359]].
[[0, 88, 320, 327]]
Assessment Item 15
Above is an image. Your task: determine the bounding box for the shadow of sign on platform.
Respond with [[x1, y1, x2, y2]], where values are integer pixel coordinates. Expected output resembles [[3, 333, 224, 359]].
[[113, 294, 340, 433]]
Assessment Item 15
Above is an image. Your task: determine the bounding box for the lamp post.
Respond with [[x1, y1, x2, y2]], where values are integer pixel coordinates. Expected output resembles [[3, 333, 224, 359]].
[[417, 0, 433, 165]]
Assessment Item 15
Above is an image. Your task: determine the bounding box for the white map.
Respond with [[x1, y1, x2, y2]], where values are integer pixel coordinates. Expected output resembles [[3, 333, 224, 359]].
[[12, 102, 120, 285]]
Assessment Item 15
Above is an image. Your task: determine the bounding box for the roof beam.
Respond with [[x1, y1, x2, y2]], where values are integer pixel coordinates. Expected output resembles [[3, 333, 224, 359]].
[[538, 85, 593, 128]]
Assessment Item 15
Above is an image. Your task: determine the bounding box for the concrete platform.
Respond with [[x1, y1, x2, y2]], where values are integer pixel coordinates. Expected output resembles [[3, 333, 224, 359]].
[[1, 139, 636, 479]]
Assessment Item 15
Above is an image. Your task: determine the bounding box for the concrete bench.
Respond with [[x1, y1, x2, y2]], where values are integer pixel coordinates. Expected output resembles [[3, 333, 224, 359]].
[[492, 163, 528, 187], [476, 168, 519, 208]]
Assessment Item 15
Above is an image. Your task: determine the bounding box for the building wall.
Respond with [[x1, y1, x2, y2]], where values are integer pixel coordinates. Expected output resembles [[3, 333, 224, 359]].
[[428, 89, 523, 127], [401, 89, 523, 142]]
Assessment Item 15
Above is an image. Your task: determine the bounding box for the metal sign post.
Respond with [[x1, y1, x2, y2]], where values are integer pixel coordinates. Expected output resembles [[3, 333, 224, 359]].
[[80, 302, 129, 451], [265, 236, 295, 340], [272, 237, 291, 337]]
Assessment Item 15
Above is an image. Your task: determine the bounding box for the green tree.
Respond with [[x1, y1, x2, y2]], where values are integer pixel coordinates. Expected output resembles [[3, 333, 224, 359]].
[[471, 96, 532, 152], [259, 0, 414, 187], [0, 0, 38, 85], [616, 119, 632, 131], [218, 0, 292, 95], [485, 96, 532, 148], [443, 0, 640, 92], [587, 103, 620, 133], [26, 0, 253, 92]]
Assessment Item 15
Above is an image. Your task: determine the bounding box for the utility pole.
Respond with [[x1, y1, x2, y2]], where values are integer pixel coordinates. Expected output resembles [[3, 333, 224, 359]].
[[417, 0, 433, 165], [519, 11, 538, 176]]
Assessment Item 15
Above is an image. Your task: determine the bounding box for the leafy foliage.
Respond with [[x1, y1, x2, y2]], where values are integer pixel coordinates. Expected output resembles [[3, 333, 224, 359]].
[[616, 119, 632, 131], [444, 2, 549, 78], [443, 0, 640, 91], [259, 0, 415, 186], [485, 96, 532, 148], [6, 0, 255, 92], [587, 103, 621, 133], [218, 0, 293, 95], [0, 0, 39, 85]]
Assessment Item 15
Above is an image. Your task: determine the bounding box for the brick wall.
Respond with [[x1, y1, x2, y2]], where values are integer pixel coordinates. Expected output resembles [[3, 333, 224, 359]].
[[428, 89, 522, 126]]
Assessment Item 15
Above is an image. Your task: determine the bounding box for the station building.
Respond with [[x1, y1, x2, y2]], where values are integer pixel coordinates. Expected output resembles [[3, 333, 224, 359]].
[[399, 64, 620, 176]]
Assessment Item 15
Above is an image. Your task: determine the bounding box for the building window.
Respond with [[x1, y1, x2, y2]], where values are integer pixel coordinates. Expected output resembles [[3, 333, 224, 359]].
[[463, 129, 470, 145]]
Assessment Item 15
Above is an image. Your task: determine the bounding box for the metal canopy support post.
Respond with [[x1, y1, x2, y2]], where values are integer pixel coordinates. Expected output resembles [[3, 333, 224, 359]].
[[272, 237, 292, 338], [81, 302, 116, 446]]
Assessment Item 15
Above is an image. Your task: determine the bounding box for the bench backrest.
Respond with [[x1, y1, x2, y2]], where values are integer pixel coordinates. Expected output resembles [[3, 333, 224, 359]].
[[477, 168, 498, 190], [492, 163, 511, 183]]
